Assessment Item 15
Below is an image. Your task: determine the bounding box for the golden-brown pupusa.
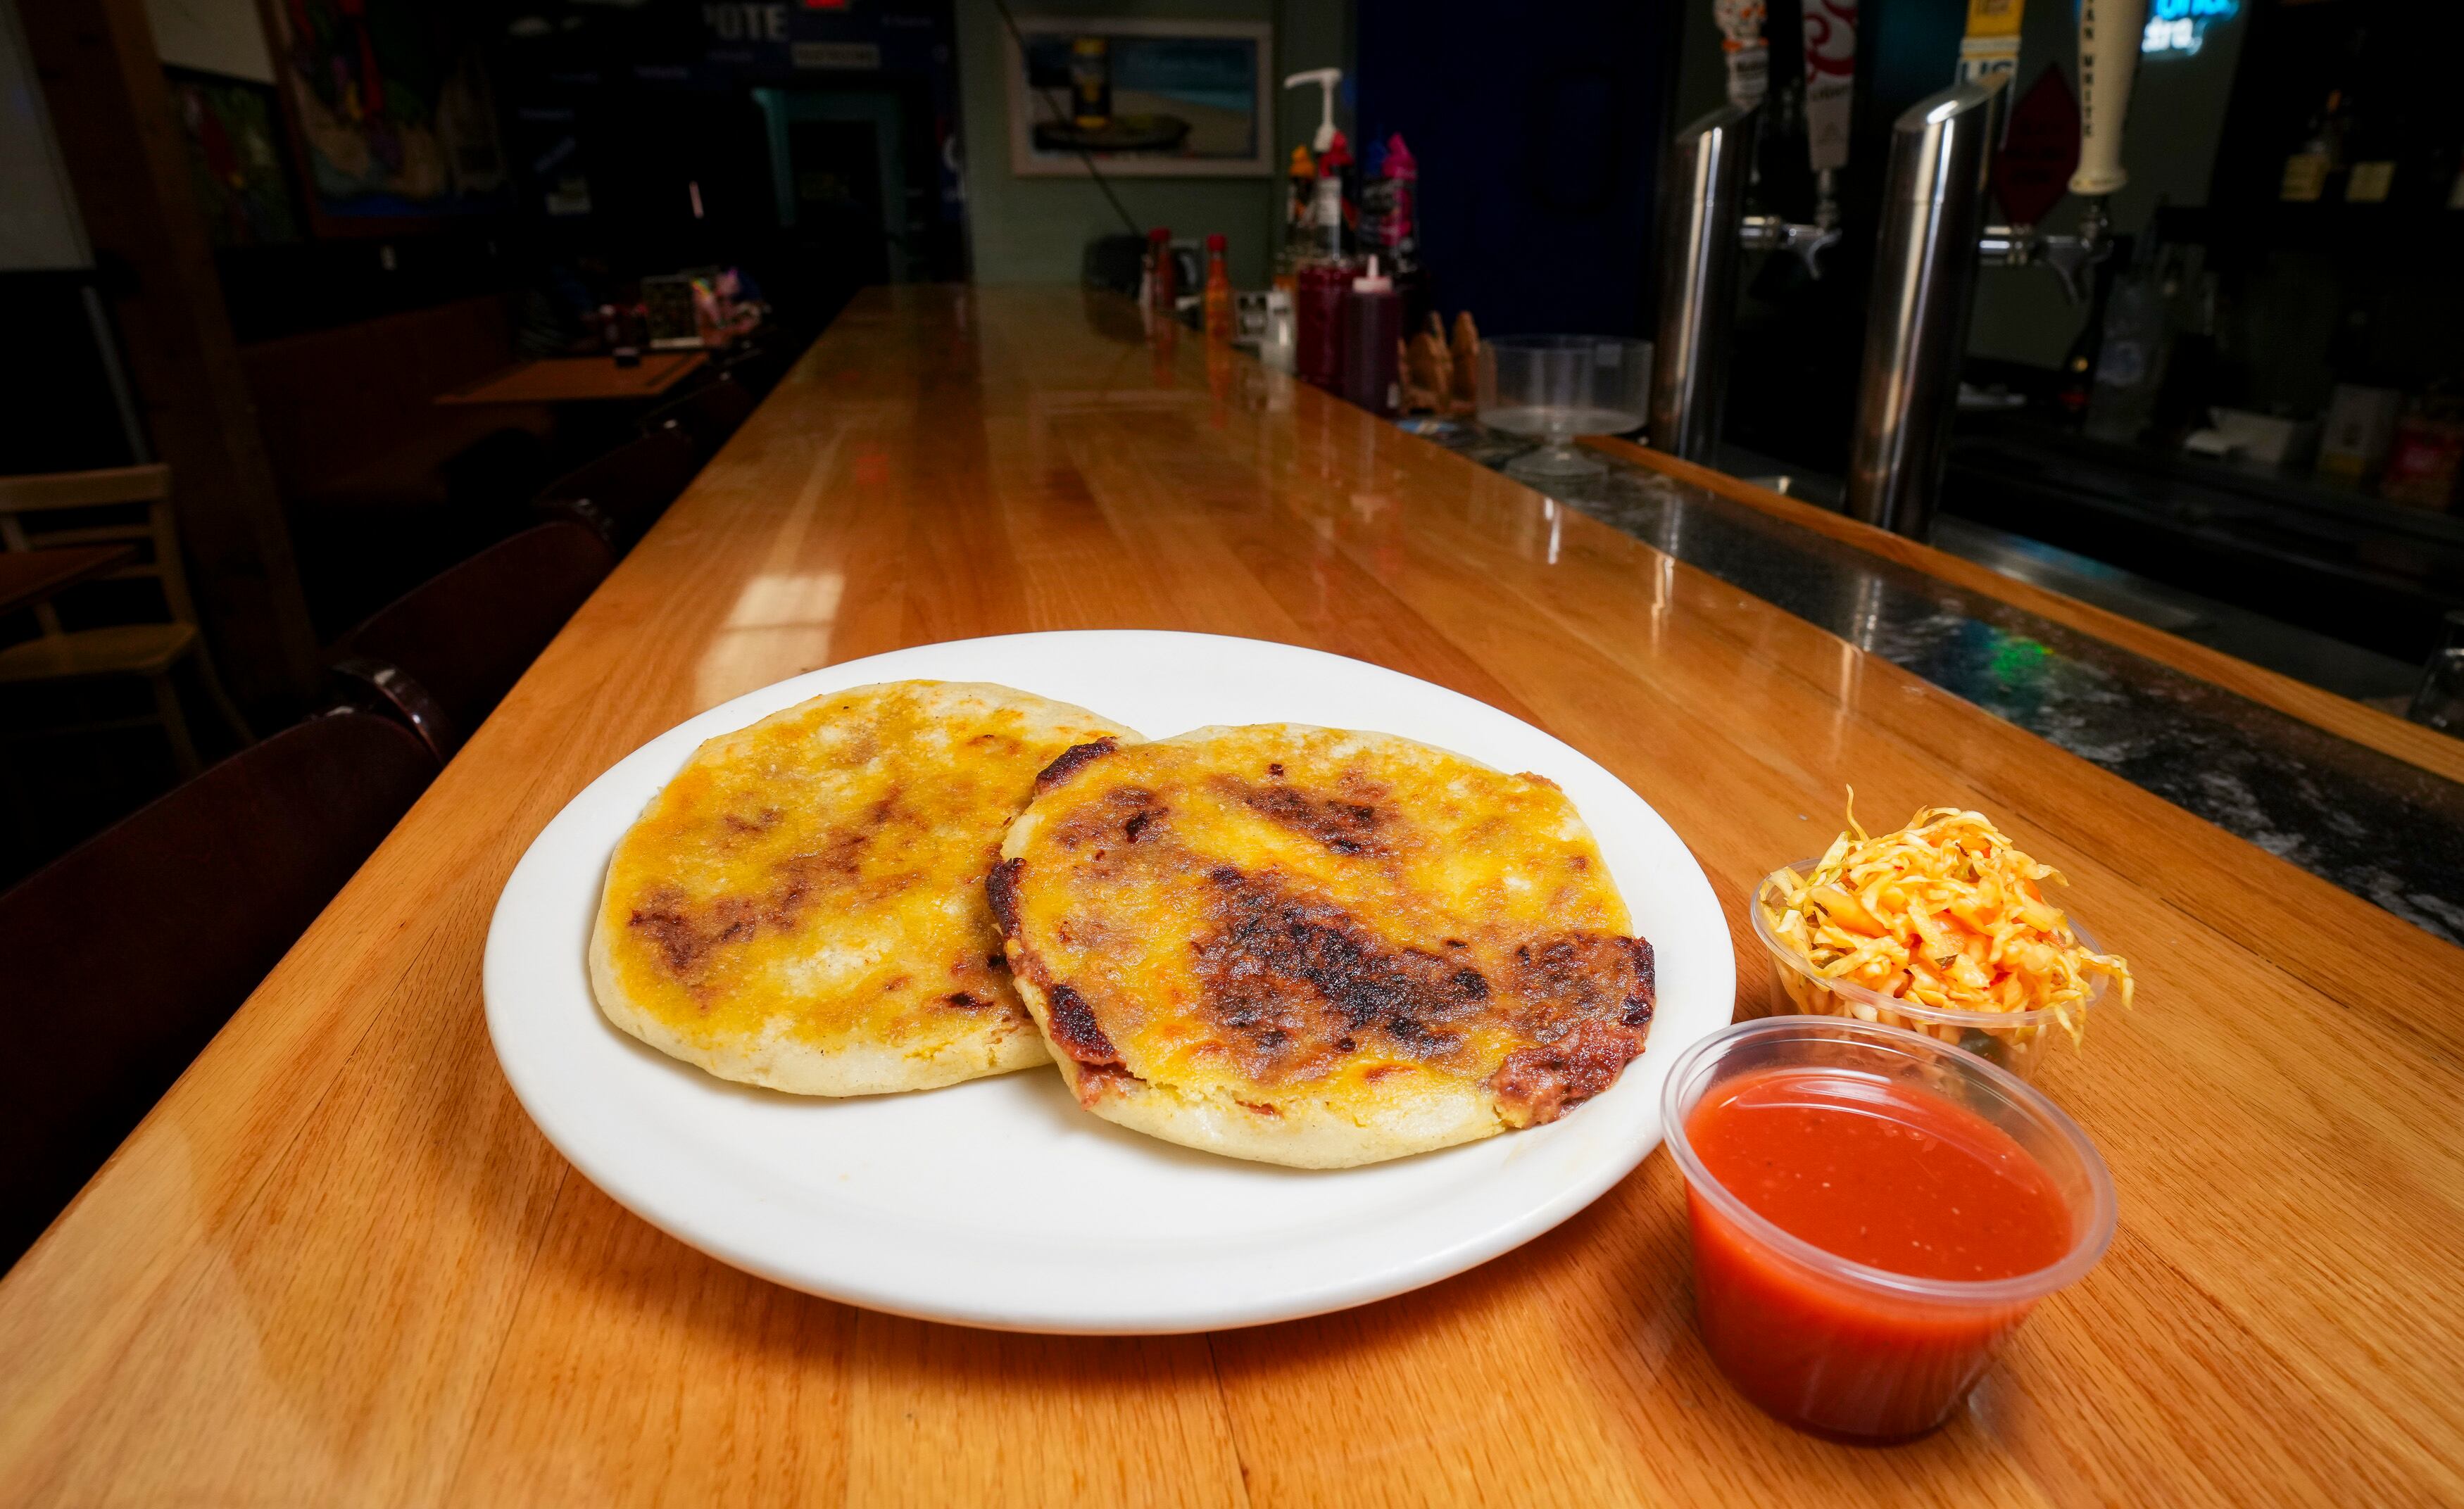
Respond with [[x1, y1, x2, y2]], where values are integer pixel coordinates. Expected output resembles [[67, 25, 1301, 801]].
[[993, 724, 1654, 1166], [591, 681, 1140, 1094]]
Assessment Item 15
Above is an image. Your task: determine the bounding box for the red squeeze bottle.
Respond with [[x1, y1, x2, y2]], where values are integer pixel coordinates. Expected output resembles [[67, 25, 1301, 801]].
[[1341, 256, 1402, 416]]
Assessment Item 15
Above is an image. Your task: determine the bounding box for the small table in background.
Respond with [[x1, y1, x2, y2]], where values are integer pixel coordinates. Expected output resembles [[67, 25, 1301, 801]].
[[0, 544, 137, 617], [435, 353, 708, 408]]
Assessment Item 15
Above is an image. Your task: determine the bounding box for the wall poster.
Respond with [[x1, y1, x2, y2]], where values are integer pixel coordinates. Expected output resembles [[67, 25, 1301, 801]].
[[1003, 18, 1272, 179]]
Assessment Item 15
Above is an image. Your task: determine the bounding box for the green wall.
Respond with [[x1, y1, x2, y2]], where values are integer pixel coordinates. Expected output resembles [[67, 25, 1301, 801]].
[[955, 0, 1352, 288]]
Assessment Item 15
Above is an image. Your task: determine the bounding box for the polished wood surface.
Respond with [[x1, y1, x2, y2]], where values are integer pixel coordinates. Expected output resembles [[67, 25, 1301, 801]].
[[4, 286, 2458, 1506], [0, 545, 137, 617], [436, 353, 707, 406]]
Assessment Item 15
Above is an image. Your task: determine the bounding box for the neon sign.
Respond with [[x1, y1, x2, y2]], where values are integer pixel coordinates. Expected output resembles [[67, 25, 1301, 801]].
[[2142, 0, 2237, 57]]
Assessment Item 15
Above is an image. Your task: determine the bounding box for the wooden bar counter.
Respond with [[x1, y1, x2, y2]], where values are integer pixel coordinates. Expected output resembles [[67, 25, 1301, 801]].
[[4, 286, 2460, 1506]]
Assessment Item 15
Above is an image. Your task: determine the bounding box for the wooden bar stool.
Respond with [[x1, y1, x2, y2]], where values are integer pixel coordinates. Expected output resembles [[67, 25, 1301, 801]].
[[532, 428, 700, 551], [329, 518, 617, 760], [0, 706, 436, 1268], [638, 374, 756, 462], [0, 465, 252, 776]]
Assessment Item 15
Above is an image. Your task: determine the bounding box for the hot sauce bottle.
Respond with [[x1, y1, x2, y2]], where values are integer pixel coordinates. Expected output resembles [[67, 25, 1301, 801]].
[[1146, 226, 1178, 319], [1202, 233, 1234, 341]]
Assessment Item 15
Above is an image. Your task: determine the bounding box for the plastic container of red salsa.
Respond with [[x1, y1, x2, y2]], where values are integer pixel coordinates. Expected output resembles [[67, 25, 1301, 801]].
[[1659, 1016, 2116, 1441]]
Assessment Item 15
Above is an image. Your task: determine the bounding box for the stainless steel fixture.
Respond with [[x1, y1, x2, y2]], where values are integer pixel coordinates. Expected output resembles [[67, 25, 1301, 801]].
[[1846, 0, 2145, 538], [1649, 106, 1754, 463], [1739, 212, 1842, 279], [1650, 107, 1844, 465], [1977, 199, 2112, 306], [1844, 81, 1999, 540], [1659, 0, 2144, 536]]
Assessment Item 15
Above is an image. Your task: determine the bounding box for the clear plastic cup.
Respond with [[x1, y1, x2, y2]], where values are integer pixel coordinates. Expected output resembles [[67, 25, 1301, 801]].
[[1475, 335, 1651, 480], [1660, 1015, 2116, 1441], [1751, 860, 2110, 1078]]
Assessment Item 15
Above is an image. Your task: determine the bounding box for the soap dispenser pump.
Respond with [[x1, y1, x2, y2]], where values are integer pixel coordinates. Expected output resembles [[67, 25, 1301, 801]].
[[1283, 67, 1343, 154]]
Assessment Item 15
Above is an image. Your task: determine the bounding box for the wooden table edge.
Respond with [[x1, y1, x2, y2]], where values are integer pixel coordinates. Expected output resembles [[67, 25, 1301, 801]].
[[1586, 436, 2464, 788], [0, 543, 142, 616], [434, 353, 708, 406]]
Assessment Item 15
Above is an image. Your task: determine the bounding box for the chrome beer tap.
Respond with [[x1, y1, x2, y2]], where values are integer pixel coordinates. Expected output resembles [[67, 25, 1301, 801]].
[[1978, 197, 2113, 306], [1846, 0, 2147, 537]]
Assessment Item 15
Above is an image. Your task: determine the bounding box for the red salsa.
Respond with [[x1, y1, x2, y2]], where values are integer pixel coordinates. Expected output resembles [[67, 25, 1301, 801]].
[[1683, 1066, 2076, 1439]]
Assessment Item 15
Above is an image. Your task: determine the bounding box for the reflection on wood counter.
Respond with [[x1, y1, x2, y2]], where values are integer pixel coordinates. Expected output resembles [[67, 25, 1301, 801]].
[[2, 286, 2459, 1507], [1414, 430, 2464, 945]]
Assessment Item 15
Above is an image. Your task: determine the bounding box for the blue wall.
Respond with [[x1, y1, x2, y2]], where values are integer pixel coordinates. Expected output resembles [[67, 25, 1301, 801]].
[[1356, 0, 1678, 339]]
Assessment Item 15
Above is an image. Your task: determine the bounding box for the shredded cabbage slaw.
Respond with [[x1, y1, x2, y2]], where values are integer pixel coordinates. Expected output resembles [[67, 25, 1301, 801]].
[[1761, 793, 2135, 1048]]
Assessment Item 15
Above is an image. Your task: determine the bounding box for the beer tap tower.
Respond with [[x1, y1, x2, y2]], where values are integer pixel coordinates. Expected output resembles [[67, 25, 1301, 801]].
[[1845, 0, 2146, 537], [1649, 0, 2149, 538], [1649, 0, 1849, 463], [1647, 114, 1844, 466]]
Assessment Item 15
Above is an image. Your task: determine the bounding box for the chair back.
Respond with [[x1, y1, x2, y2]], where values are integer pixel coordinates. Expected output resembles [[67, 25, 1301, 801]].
[[639, 374, 757, 460], [716, 338, 793, 399], [533, 428, 700, 550], [0, 465, 191, 636], [330, 519, 615, 740], [0, 707, 436, 1268]]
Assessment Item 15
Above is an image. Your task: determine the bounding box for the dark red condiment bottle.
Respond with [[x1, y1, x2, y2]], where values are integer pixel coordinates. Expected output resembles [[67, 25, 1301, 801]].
[[1340, 255, 1402, 417], [1292, 170, 1350, 390], [1295, 262, 1350, 391]]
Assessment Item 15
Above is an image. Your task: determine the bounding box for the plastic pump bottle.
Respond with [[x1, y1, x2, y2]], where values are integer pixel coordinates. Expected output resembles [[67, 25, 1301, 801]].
[[1294, 173, 1351, 390], [1284, 68, 1343, 153], [1283, 67, 1355, 389], [1285, 67, 1354, 252]]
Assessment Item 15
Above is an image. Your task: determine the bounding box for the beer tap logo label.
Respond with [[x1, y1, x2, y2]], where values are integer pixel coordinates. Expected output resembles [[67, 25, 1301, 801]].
[[1958, 0, 2025, 88], [1800, 0, 1857, 173], [1994, 66, 2080, 226], [1802, 0, 1856, 77], [1716, 0, 1770, 108]]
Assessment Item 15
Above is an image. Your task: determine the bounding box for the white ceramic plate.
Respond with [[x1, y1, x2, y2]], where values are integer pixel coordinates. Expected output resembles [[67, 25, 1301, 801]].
[[484, 631, 1733, 1333]]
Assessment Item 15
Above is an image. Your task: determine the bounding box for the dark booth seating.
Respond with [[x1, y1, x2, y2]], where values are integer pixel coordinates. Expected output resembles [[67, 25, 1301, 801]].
[[240, 295, 555, 515], [715, 335, 794, 399], [638, 374, 758, 462], [0, 709, 437, 1270], [242, 296, 560, 636], [532, 428, 701, 551], [329, 519, 616, 758]]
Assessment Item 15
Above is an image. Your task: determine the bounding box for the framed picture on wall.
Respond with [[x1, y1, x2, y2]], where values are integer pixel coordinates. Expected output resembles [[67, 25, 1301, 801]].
[[1003, 18, 1273, 178], [262, 0, 507, 234], [165, 70, 303, 248]]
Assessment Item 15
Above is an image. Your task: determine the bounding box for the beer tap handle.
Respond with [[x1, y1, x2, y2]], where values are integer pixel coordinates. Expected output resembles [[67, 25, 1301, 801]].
[[1977, 0, 2141, 310], [2071, 0, 2147, 198]]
